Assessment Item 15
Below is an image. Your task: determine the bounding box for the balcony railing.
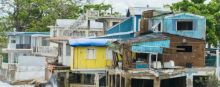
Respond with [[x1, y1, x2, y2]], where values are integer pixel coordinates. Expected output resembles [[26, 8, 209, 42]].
[[33, 46, 58, 57], [16, 44, 31, 49], [8, 63, 17, 71], [52, 29, 104, 38]]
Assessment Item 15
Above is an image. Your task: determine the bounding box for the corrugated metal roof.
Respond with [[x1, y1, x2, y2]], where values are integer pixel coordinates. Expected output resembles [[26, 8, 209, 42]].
[[127, 33, 169, 44]]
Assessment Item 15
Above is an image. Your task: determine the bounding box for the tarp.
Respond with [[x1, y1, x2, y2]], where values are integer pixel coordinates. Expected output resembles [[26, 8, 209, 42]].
[[69, 38, 114, 47]]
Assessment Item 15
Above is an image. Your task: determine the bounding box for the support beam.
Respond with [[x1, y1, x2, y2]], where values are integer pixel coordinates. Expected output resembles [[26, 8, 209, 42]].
[[149, 54, 152, 69], [65, 72, 69, 87], [114, 75, 117, 87], [62, 41, 67, 65], [125, 77, 131, 87], [111, 75, 113, 87], [154, 78, 160, 87], [186, 74, 193, 87], [95, 73, 99, 87], [108, 75, 110, 87], [216, 48, 220, 80], [120, 74, 122, 87]]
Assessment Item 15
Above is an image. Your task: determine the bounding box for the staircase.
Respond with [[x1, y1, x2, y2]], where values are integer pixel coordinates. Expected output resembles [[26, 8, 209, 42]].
[[62, 11, 100, 37], [62, 14, 87, 37], [69, 14, 87, 30]]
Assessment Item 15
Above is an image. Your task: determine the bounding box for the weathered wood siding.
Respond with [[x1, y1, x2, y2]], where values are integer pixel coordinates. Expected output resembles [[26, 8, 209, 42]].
[[163, 13, 206, 40]]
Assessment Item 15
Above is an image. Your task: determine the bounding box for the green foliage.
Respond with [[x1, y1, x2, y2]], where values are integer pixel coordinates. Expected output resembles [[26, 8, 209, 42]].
[[0, 1, 114, 52], [191, 0, 205, 4], [83, 3, 113, 16], [0, 1, 114, 32], [194, 74, 219, 87], [171, 0, 220, 46]]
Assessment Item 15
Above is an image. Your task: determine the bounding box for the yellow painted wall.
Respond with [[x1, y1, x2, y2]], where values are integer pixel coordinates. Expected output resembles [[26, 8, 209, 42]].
[[70, 46, 112, 70]]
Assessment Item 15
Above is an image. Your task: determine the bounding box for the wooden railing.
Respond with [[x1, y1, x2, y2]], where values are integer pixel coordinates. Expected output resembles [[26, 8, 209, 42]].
[[33, 46, 58, 57]]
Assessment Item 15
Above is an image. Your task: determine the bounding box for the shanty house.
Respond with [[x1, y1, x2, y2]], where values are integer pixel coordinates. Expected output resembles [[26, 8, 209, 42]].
[[68, 38, 113, 87], [108, 10, 212, 87]]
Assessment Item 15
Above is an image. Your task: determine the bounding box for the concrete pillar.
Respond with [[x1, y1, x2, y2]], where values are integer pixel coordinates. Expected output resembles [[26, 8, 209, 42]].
[[125, 77, 131, 87], [114, 75, 117, 87], [154, 78, 160, 87], [10, 53, 14, 63], [62, 41, 67, 65], [107, 75, 110, 87], [110, 75, 113, 87], [149, 54, 152, 68], [120, 75, 122, 87], [95, 73, 99, 87], [65, 72, 69, 87], [186, 74, 193, 87]]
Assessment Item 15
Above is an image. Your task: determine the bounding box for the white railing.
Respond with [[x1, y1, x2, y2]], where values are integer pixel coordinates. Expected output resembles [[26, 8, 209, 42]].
[[86, 10, 99, 19], [33, 46, 58, 57], [8, 63, 17, 71], [53, 29, 104, 38], [69, 14, 87, 30]]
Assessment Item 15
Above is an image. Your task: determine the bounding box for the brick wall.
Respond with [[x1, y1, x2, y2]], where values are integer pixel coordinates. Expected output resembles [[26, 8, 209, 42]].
[[162, 34, 205, 67]]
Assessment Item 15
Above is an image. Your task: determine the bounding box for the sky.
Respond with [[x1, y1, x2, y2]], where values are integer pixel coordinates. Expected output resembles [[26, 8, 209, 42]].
[[92, 0, 183, 14]]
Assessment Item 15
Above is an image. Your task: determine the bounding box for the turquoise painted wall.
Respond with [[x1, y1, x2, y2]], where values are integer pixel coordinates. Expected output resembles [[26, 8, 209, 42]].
[[107, 16, 134, 34], [162, 13, 206, 39], [105, 15, 141, 39], [132, 40, 170, 54]]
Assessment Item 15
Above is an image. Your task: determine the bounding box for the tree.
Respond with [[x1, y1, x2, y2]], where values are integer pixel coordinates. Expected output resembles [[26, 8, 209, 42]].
[[171, 0, 220, 46], [0, 0, 115, 32], [0, 0, 81, 32]]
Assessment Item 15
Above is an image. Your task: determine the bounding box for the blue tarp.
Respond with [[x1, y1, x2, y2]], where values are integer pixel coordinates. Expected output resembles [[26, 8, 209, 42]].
[[69, 39, 111, 47]]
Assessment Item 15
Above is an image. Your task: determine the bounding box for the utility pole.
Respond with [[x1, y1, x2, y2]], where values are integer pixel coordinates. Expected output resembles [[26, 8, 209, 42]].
[[216, 42, 220, 80]]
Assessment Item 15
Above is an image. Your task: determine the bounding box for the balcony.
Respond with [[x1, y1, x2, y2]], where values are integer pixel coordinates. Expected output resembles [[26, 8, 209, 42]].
[[8, 63, 17, 71], [33, 46, 58, 57], [16, 44, 31, 49], [52, 29, 104, 38]]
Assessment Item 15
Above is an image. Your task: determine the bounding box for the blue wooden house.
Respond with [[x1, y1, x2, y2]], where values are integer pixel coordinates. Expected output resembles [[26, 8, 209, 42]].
[[126, 12, 206, 68], [148, 13, 206, 40], [99, 7, 170, 40]]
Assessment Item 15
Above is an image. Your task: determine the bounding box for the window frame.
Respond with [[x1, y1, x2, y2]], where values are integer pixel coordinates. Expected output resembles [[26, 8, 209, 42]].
[[112, 22, 119, 26], [106, 48, 113, 60], [86, 48, 96, 59], [176, 20, 193, 31], [176, 46, 193, 52]]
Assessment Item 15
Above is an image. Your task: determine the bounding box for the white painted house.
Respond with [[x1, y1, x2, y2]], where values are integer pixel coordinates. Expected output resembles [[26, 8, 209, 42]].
[[1, 32, 51, 83]]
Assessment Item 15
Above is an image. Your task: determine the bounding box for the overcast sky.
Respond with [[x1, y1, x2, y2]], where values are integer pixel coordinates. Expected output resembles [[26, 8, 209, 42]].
[[92, 0, 182, 14]]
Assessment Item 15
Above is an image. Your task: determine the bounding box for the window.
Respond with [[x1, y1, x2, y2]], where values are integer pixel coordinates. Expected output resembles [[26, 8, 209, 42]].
[[177, 21, 193, 30], [112, 22, 119, 26], [87, 48, 96, 59], [176, 46, 192, 52], [11, 40, 16, 43], [106, 48, 113, 59], [66, 45, 71, 56], [42, 38, 49, 46]]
